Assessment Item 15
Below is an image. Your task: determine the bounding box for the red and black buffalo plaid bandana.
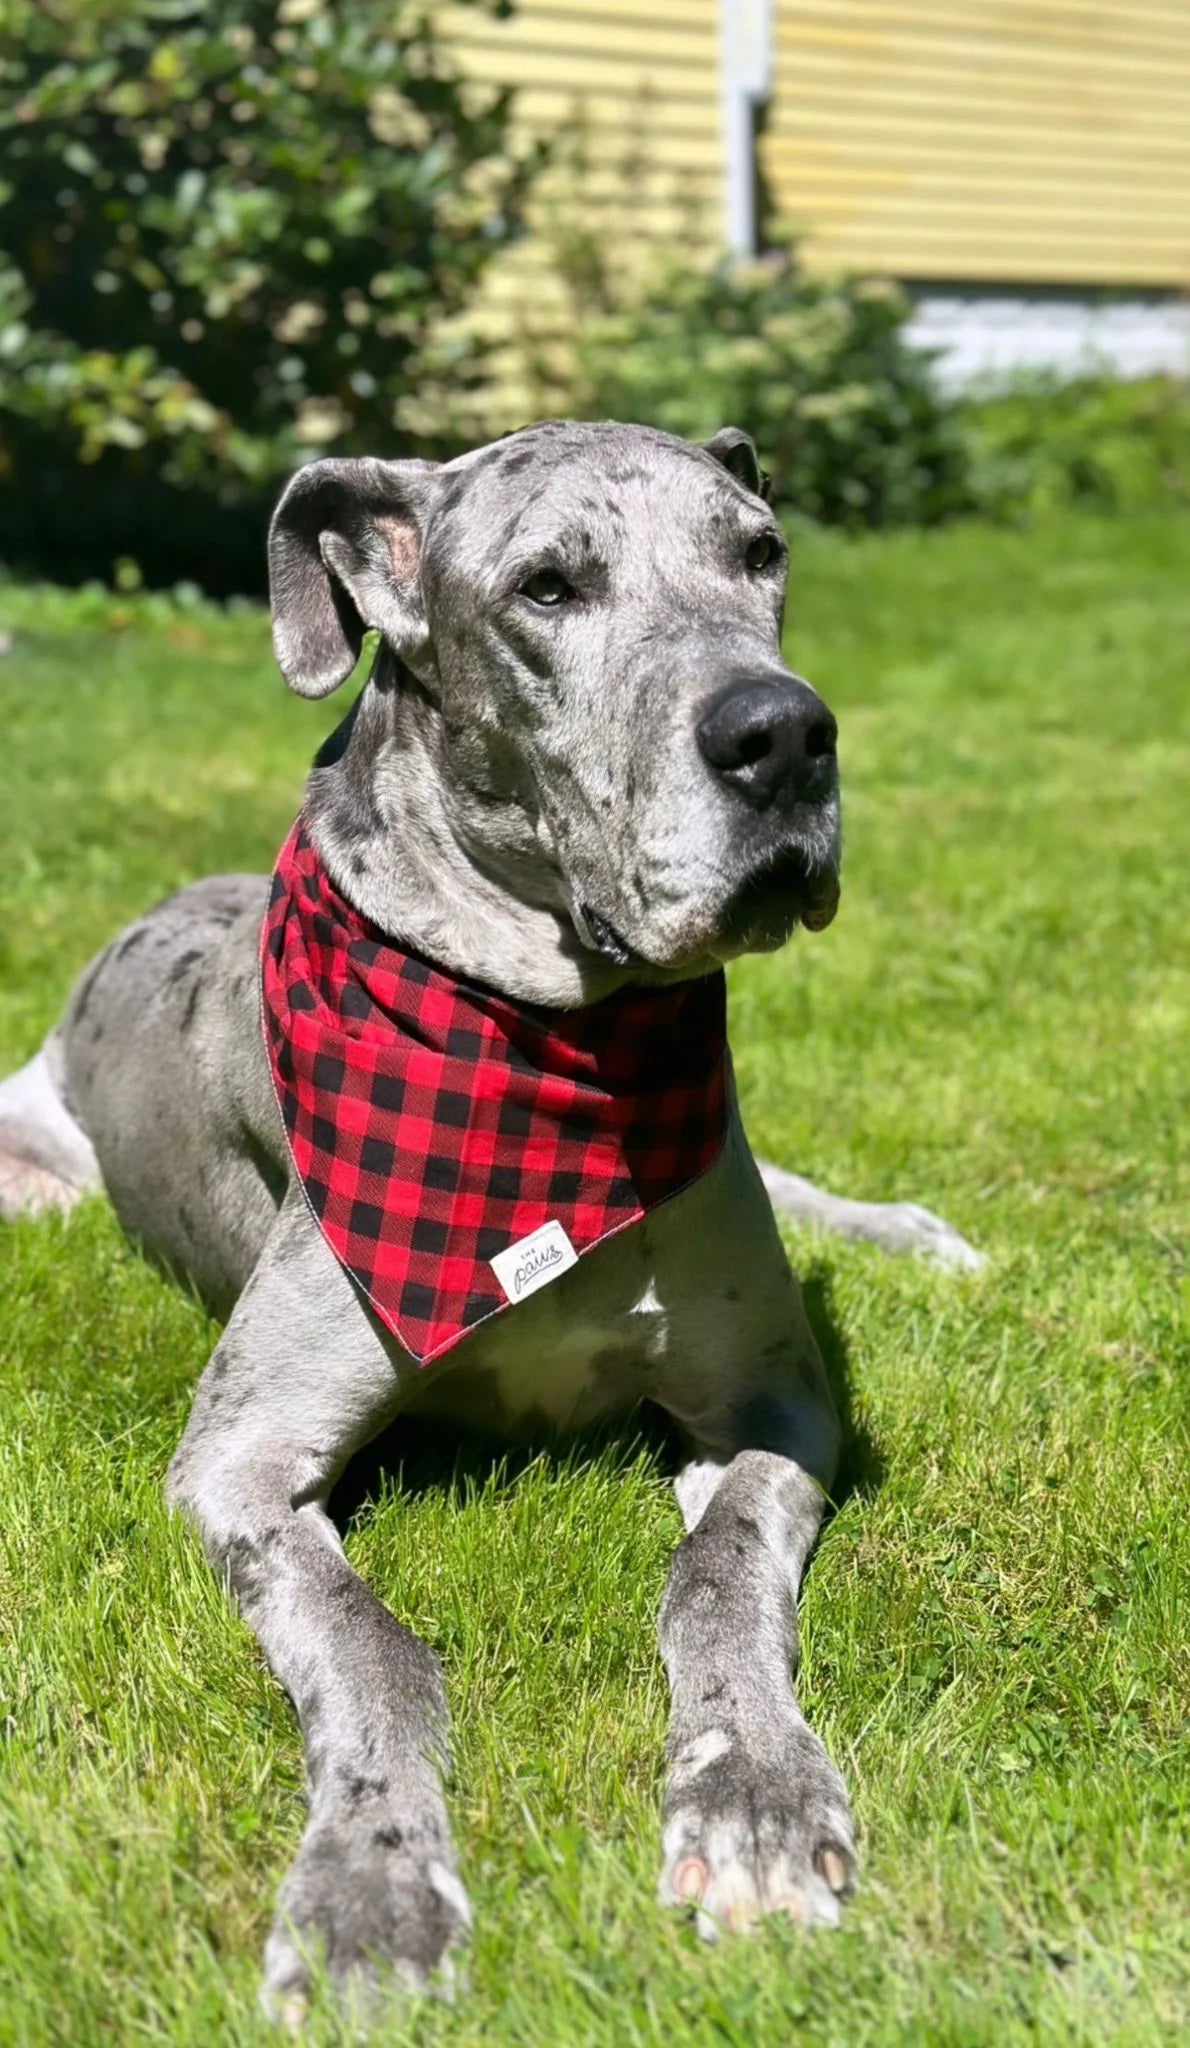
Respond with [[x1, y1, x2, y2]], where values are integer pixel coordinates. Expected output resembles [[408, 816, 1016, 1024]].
[[261, 819, 728, 1363]]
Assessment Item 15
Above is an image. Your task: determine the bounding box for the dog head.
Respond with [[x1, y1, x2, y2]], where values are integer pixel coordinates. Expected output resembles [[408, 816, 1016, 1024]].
[[269, 421, 840, 989]]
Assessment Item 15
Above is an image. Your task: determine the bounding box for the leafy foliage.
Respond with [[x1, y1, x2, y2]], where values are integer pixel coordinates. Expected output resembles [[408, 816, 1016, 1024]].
[[0, 0, 535, 585], [564, 239, 1190, 532], [1, 0, 1186, 595], [961, 374, 1190, 520], [568, 244, 971, 529]]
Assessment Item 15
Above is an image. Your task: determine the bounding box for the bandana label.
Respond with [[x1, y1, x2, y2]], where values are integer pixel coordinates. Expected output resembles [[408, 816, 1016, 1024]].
[[260, 818, 728, 1364], [490, 1219, 578, 1304]]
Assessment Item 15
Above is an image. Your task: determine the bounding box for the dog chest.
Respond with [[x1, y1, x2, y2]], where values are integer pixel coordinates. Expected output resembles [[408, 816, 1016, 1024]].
[[412, 1257, 673, 1435]]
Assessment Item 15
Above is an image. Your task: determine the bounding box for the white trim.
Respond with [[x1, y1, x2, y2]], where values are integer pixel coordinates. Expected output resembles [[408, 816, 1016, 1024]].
[[720, 0, 772, 255], [907, 293, 1190, 390]]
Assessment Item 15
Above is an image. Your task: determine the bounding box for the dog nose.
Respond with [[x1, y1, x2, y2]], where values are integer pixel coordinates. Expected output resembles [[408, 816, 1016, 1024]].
[[696, 677, 837, 808]]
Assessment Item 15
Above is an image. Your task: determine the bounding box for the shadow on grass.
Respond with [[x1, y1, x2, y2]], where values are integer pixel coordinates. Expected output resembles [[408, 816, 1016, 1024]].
[[800, 1259, 885, 1508], [331, 1253, 883, 1535], [329, 1405, 683, 1534]]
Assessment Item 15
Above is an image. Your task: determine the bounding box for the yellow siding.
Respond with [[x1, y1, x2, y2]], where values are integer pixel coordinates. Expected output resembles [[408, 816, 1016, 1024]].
[[439, 3, 726, 421], [762, 1, 1190, 286]]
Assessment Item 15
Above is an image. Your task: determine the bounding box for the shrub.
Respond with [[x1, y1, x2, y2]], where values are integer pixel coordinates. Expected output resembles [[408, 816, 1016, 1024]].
[[960, 374, 1190, 520], [568, 243, 971, 529], [0, 0, 536, 588]]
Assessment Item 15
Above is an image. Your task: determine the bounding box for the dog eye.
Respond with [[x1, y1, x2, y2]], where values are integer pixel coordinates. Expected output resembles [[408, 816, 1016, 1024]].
[[744, 533, 781, 573], [519, 569, 575, 607]]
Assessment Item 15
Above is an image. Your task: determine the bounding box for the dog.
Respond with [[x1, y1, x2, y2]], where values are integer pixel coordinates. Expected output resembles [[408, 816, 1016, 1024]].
[[0, 421, 980, 2018]]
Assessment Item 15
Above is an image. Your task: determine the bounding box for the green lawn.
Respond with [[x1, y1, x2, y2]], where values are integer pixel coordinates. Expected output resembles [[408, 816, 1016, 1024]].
[[1, 513, 1186, 2046]]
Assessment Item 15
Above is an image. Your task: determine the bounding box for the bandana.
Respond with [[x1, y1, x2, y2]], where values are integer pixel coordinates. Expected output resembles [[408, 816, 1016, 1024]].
[[261, 820, 728, 1363]]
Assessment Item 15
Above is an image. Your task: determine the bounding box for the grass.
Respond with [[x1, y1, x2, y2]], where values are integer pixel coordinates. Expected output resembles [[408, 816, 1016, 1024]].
[[0, 512, 1186, 2046]]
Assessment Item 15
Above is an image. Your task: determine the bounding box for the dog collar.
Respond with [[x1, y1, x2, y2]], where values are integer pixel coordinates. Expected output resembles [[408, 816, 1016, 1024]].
[[261, 819, 728, 1364]]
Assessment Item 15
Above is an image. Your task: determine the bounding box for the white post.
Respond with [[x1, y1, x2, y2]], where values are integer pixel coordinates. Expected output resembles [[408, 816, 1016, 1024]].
[[720, 0, 773, 255]]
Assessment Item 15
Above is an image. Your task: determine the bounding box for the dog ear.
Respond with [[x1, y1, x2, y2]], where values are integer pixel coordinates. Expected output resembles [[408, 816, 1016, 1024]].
[[702, 426, 772, 503], [268, 456, 441, 699]]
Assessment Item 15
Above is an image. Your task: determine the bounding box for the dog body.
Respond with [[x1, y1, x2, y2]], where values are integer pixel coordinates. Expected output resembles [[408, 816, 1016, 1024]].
[[53, 866, 828, 1456], [1, 422, 979, 2013]]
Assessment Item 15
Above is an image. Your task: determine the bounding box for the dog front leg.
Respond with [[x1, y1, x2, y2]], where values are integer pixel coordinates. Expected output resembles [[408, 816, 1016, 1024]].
[[657, 1411, 856, 1937], [166, 1197, 469, 2021]]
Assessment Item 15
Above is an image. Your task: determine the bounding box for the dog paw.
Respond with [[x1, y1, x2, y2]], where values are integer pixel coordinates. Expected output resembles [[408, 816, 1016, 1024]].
[[757, 1162, 983, 1272], [260, 1811, 471, 2027], [659, 1717, 856, 1940], [0, 1148, 85, 1220]]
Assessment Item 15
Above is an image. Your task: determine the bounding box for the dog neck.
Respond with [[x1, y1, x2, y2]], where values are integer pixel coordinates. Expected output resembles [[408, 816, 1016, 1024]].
[[303, 655, 628, 1009]]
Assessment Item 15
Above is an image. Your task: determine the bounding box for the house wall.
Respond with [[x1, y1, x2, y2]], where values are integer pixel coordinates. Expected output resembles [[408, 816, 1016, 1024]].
[[440, 1, 726, 419], [760, 2, 1190, 289], [442, 2, 1190, 405]]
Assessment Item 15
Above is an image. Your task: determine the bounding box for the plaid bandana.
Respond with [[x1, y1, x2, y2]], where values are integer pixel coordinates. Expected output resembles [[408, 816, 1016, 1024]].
[[261, 820, 728, 1363]]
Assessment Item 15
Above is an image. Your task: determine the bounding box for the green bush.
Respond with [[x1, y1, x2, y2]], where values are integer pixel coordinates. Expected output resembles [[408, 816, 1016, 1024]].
[[568, 243, 971, 529], [0, 0, 535, 588], [960, 374, 1190, 520], [567, 241, 1190, 530]]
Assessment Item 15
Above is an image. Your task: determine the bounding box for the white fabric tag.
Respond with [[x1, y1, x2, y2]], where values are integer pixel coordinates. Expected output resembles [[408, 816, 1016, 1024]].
[[490, 1219, 578, 1305]]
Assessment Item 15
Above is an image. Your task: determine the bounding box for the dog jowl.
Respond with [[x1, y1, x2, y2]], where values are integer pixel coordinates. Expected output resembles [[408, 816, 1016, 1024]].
[[0, 421, 974, 2019]]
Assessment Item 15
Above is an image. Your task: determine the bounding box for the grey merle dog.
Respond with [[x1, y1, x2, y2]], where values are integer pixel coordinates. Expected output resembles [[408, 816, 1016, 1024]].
[[0, 421, 980, 2019]]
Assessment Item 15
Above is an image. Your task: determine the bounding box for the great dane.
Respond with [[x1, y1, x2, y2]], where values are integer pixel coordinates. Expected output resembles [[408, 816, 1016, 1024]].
[[0, 421, 979, 2019]]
